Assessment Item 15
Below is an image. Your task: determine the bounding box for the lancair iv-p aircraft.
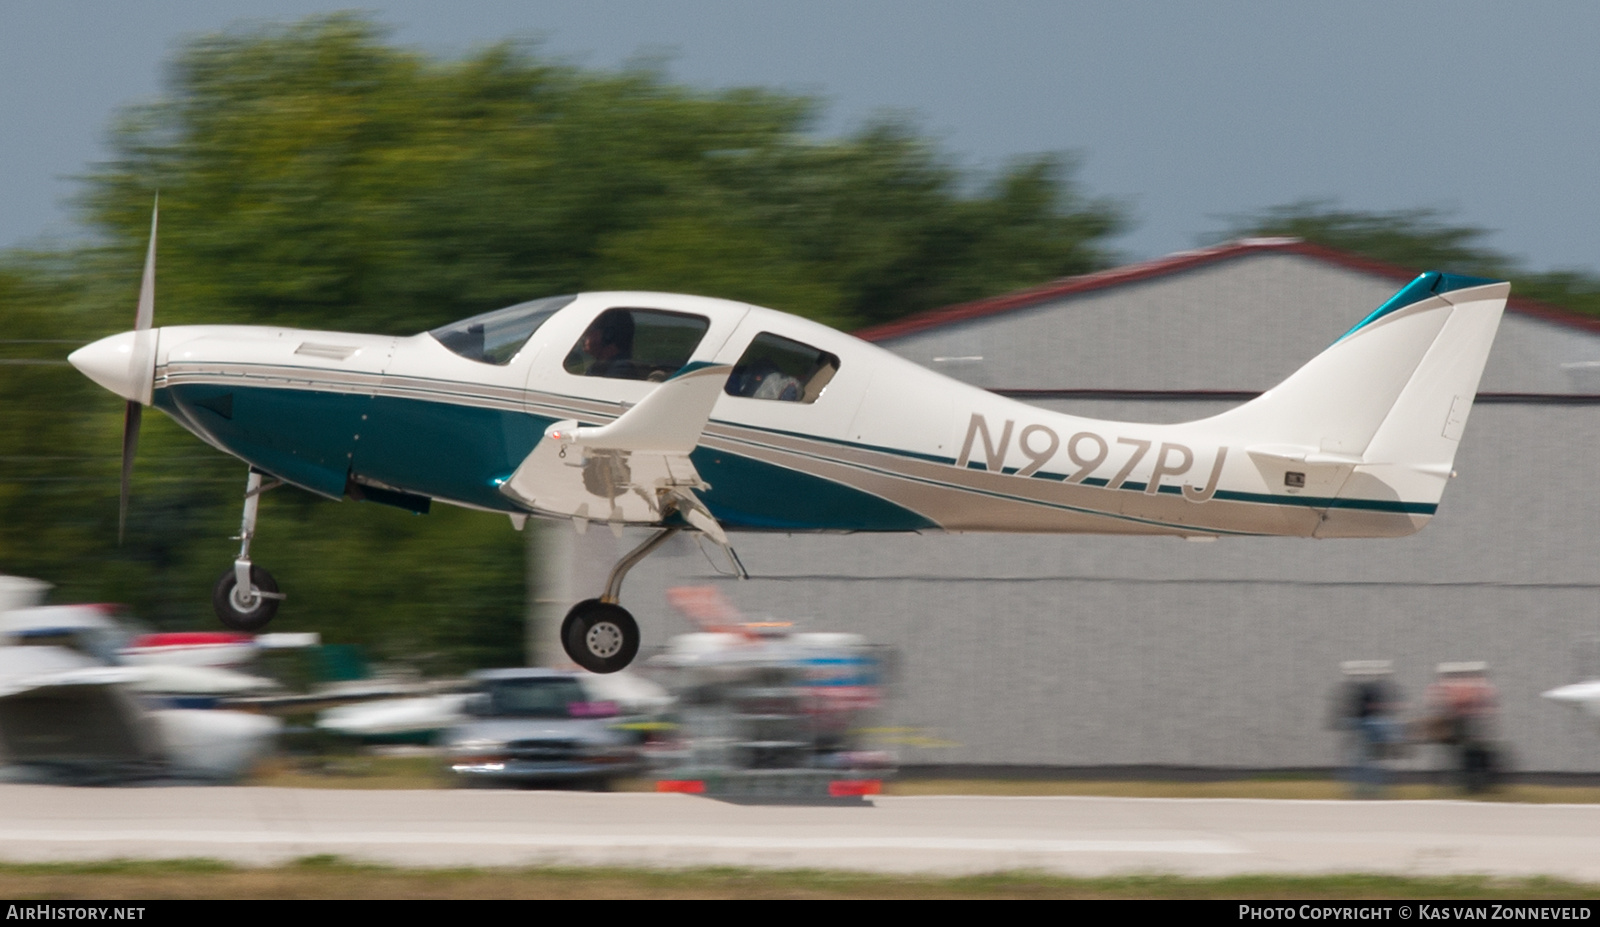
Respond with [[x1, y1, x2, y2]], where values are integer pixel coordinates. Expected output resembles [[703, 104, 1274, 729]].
[[69, 210, 1509, 673]]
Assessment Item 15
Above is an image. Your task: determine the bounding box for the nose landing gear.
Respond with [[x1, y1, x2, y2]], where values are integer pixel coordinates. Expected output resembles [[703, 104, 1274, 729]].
[[561, 527, 680, 674], [213, 470, 286, 632], [213, 563, 280, 631]]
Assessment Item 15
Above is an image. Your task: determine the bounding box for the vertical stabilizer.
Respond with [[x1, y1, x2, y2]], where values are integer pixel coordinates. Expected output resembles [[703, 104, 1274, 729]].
[[1319, 281, 1507, 534], [1197, 273, 1508, 536]]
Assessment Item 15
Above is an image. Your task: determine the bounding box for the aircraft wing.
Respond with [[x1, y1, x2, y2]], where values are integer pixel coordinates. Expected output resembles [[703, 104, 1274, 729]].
[[1543, 680, 1600, 718], [500, 363, 733, 543]]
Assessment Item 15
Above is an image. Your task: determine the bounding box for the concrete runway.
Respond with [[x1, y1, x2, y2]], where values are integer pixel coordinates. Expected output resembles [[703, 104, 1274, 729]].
[[1, 785, 1599, 879]]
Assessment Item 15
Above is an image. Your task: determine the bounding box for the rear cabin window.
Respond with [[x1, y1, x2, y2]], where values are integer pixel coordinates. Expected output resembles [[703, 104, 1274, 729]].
[[563, 308, 711, 381], [725, 332, 840, 403], [428, 294, 576, 365]]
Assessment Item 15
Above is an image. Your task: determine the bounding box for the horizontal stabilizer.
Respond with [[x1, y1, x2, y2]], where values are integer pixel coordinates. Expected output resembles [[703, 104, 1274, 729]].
[[1245, 445, 1364, 466]]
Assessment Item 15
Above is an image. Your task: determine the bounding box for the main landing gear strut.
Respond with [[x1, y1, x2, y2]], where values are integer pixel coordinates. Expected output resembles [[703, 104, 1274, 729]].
[[212, 469, 286, 632], [561, 527, 681, 675]]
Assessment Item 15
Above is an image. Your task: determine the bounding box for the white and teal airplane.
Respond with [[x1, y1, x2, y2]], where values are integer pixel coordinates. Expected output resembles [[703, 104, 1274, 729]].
[[70, 210, 1509, 672]]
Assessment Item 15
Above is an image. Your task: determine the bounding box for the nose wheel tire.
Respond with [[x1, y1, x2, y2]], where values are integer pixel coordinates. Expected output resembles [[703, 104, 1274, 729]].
[[561, 599, 639, 674], [212, 565, 280, 632]]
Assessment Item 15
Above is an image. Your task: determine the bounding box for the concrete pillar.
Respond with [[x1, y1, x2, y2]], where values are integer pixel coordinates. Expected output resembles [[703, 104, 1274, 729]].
[[529, 521, 619, 668]]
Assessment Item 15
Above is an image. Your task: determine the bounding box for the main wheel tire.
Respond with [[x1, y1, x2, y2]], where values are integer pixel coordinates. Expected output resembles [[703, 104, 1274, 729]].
[[560, 599, 639, 674], [212, 565, 280, 632]]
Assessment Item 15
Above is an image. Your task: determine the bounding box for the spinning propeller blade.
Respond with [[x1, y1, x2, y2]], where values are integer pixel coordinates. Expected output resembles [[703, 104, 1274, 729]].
[[135, 199, 157, 331], [119, 402, 140, 544], [119, 198, 158, 544]]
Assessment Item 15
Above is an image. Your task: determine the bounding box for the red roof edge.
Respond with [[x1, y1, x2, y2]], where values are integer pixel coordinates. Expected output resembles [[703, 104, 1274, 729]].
[[852, 238, 1600, 341]]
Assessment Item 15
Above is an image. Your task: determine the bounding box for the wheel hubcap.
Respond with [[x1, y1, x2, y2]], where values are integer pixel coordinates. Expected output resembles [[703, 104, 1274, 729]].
[[231, 585, 260, 612], [586, 621, 624, 658]]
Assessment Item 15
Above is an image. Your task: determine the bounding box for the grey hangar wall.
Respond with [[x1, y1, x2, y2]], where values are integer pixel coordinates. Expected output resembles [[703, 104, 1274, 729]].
[[543, 245, 1600, 774]]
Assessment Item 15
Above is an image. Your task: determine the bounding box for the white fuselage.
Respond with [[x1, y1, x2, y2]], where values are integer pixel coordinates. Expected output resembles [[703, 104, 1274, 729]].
[[71, 282, 1508, 538]]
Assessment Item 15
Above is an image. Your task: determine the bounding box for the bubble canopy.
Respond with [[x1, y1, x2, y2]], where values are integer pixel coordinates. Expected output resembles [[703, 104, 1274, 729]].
[[428, 294, 577, 365]]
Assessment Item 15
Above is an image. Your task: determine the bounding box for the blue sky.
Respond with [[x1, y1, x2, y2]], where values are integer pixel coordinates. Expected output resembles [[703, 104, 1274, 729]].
[[4, 1, 1598, 272]]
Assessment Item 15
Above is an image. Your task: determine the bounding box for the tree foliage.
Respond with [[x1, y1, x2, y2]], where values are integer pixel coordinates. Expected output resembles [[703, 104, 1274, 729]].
[[87, 14, 1121, 334], [1, 14, 1123, 672]]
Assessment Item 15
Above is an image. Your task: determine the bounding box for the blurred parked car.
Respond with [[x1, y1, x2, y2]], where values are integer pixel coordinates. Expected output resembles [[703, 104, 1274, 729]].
[[440, 668, 659, 789]]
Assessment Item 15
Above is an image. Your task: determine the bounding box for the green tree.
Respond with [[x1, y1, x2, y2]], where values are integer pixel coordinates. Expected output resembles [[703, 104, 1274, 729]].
[[0, 264, 117, 588], [84, 15, 1122, 334], [3, 14, 1126, 672]]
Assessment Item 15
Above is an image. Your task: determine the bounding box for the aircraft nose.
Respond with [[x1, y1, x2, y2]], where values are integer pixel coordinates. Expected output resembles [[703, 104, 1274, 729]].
[[69, 330, 151, 403]]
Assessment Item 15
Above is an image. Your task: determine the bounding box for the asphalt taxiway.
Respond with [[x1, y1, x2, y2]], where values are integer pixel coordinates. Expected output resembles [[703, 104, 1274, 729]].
[[1, 785, 1598, 879]]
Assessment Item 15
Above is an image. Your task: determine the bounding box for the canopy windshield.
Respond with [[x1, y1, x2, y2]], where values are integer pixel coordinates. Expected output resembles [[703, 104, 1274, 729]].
[[428, 294, 577, 365]]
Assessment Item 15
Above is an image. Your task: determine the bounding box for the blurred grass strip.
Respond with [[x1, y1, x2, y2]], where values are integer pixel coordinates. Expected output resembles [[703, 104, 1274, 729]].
[[0, 859, 1596, 899]]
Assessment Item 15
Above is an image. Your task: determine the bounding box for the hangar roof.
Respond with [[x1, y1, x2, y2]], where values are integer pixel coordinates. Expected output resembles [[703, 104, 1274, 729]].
[[856, 237, 1600, 343], [856, 238, 1600, 395]]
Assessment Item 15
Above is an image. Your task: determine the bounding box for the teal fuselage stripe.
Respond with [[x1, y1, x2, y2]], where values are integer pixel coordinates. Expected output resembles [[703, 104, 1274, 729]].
[[956, 446, 1436, 515], [689, 449, 935, 531], [156, 379, 1436, 530], [360, 395, 546, 511], [1210, 488, 1434, 515], [158, 382, 360, 498], [735, 424, 1433, 515], [156, 383, 936, 531]]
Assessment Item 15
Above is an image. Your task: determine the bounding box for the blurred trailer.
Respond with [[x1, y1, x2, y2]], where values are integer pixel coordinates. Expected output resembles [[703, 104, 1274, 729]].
[[647, 587, 894, 799]]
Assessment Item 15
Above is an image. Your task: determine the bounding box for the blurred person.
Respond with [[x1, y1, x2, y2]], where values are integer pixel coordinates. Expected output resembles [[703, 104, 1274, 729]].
[[1333, 660, 1401, 798], [1425, 662, 1499, 793], [571, 309, 637, 378]]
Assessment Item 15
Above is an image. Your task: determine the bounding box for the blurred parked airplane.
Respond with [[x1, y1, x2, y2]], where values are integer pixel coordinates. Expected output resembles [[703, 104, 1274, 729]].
[[70, 207, 1508, 672], [1544, 680, 1600, 720], [0, 599, 279, 782]]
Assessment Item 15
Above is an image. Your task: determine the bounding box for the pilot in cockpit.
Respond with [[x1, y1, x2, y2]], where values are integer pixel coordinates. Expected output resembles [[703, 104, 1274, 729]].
[[571, 309, 636, 378]]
